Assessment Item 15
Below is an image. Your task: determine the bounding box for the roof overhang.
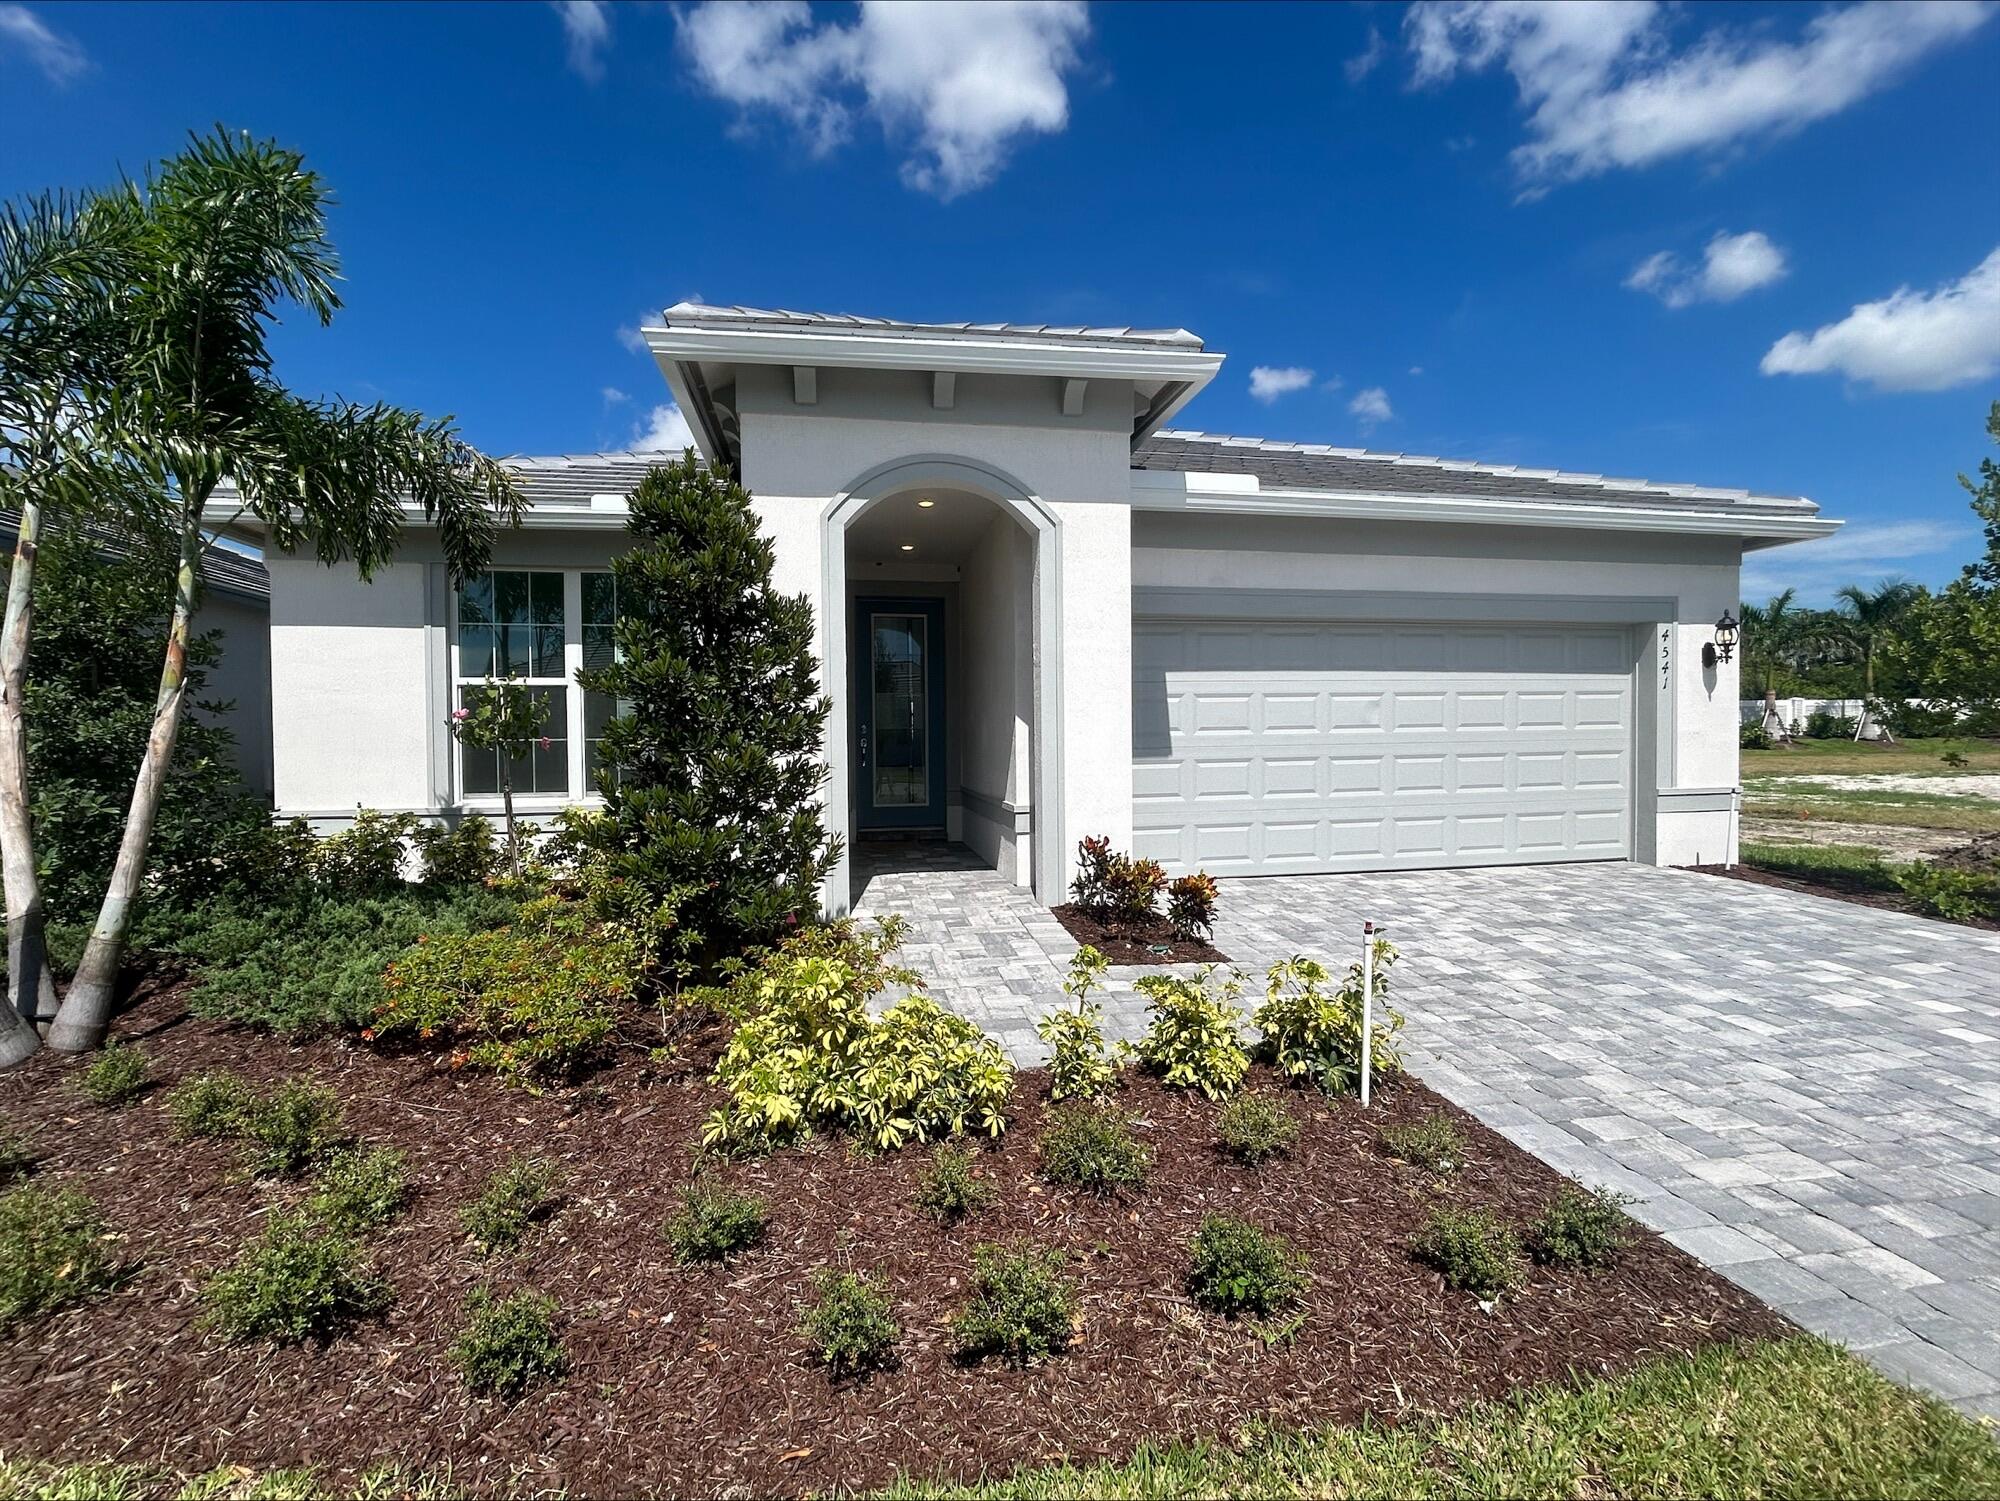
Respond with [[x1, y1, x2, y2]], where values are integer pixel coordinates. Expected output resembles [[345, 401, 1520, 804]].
[[1130, 469, 1842, 550], [645, 306, 1223, 475]]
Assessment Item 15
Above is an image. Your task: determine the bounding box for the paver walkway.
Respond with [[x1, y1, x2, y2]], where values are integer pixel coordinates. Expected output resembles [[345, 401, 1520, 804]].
[[852, 840, 2000, 1419]]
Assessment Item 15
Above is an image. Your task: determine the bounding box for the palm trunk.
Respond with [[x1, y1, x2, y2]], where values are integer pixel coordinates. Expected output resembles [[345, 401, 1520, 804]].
[[46, 518, 202, 1052], [0, 500, 51, 1064]]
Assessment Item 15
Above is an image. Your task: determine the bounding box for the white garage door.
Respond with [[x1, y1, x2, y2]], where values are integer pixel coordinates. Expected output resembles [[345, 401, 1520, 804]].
[[1132, 619, 1633, 875]]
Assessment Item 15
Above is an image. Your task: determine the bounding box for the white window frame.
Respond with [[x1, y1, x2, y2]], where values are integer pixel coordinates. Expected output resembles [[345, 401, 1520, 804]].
[[448, 569, 613, 812]]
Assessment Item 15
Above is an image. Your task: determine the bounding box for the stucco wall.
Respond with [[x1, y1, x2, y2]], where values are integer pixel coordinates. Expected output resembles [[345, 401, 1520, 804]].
[[1130, 511, 1742, 867], [197, 590, 273, 798], [958, 515, 1032, 883]]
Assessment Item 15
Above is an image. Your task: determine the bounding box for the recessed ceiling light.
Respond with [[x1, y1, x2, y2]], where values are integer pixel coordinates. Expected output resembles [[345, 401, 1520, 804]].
[[916, 497, 935, 508], [900, 543, 915, 552]]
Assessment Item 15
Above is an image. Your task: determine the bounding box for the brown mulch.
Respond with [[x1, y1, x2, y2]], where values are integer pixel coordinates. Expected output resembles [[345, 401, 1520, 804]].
[[1691, 861, 2000, 931], [0, 986, 1789, 1499], [1050, 903, 1229, 964]]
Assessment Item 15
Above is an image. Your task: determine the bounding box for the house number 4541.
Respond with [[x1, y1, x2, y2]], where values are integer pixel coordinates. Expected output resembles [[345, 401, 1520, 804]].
[[1659, 626, 1672, 690]]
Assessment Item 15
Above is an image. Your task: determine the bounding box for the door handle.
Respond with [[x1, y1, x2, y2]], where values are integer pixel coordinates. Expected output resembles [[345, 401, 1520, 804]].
[[859, 723, 868, 768]]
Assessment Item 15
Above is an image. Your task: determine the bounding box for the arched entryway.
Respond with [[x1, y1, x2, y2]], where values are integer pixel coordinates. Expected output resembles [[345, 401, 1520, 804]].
[[820, 456, 1062, 914]]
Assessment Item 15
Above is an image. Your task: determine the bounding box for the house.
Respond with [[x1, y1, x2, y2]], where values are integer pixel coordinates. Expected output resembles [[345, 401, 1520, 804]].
[[211, 303, 1839, 914]]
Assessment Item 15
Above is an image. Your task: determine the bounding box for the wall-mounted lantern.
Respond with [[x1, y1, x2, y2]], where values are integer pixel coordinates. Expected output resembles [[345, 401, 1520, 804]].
[[1703, 611, 1739, 669]]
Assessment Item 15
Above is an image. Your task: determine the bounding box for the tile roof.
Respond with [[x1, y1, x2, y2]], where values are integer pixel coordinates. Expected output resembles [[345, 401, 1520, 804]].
[[1133, 430, 1817, 516], [660, 302, 1206, 350], [1, 510, 270, 601], [500, 452, 679, 507]]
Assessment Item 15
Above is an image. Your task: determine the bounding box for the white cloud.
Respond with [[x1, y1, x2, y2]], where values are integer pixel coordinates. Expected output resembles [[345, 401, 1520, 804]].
[[601, 386, 630, 406], [1741, 519, 1970, 601], [0, 4, 87, 84], [677, 0, 1090, 198], [1349, 386, 1394, 426], [1345, 26, 1386, 84], [1249, 365, 1315, 403], [1408, 365, 1424, 377], [629, 402, 697, 454], [1404, 1, 1991, 192], [554, 0, 610, 81], [1628, 229, 1788, 308], [1762, 246, 2000, 393]]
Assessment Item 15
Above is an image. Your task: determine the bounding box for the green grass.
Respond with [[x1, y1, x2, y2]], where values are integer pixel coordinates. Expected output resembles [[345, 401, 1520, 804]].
[[1744, 797, 2000, 834], [1742, 737, 2000, 779], [1740, 840, 1901, 890], [883, 1340, 2000, 1500]]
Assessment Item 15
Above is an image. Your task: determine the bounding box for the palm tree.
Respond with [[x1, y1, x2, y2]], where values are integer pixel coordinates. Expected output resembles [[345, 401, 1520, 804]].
[[0, 187, 140, 1060], [1835, 578, 1924, 741], [1739, 589, 1798, 738], [41, 130, 522, 1055]]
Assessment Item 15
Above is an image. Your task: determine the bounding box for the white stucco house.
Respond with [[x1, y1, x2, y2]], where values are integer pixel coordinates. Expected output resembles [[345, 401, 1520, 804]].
[[213, 303, 1839, 914]]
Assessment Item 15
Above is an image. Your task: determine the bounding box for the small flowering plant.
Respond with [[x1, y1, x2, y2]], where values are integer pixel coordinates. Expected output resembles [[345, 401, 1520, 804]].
[[447, 676, 547, 874]]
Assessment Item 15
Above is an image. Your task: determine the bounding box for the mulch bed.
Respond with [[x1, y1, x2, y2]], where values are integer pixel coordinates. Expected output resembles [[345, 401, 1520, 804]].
[[0, 985, 1790, 1499], [1691, 862, 2000, 931], [1050, 903, 1229, 964]]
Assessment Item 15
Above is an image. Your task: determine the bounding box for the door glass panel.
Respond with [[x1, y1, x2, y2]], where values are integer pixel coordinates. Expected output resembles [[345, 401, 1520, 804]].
[[870, 613, 927, 807]]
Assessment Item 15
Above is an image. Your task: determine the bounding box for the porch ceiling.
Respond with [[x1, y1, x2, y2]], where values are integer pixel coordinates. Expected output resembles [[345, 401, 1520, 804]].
[[844, 486, 1013, 567]]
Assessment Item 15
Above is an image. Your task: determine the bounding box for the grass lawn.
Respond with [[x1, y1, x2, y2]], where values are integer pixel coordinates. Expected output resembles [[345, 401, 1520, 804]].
[[5, 1340, 1995, 1500], [1744, 795, 2000, 835], [1742, 737, 2000, 779], [884, 1339, 2000, 1501], [1739, 840, 1900, 891]]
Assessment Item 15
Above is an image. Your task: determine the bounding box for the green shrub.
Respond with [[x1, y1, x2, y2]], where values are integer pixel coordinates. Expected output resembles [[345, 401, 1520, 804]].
[[1166, 871, 1220, 943], [370, 893, 645, 1086], [701, 918, 1014, 1151], [1382, 1112, 1467, 1175], [461, 1155, 566, 1256], [308, 1148, 413, 1234], [77, 1042, 148, 1107], [166, 1070, 258, 1140], [951, 1243, 1078, 1365], [1217, 1094, 1298, 1165], [915, 1143, 992, 1223], [244, 1080, 349, 1179], [413, 815, 499, 888], [1036, 946, 1121, 1102], [1188, 1214, 1309, 1317], [1893, 862, 2000, 922], [450, 1288, 566, 1399], [1412, 1207, 1521, 1298], [1804, 710, 1856, 738], [202, 1213, 389, 1344], [1740, 721, 1772, 750], [0, 1184, 120, 1332], [179, 887, 518, 1036], [799, 1268, 900, 1376], [308, 810, 419, 893], [666, 1180, 767, 1263], [1528, 1185, 1638, 1269], [1038, 1102, 1150, 1193], [0, 1128, 33, 1185], [1254, 946, 1404, 1096], [1133, 967, 1248, 1099]]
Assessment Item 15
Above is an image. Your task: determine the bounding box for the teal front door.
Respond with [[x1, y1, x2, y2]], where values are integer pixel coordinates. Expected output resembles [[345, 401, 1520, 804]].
[[853, 598, 946, 830]]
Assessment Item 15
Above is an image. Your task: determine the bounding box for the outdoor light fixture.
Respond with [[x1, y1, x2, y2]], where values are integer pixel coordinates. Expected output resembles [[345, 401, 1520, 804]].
[[916, 497, 935, 508], [900, 543, 915, 552], [1703, 611, 1739, 669]]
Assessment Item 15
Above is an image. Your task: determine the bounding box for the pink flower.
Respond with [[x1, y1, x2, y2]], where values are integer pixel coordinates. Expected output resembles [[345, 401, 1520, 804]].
[[538, 736, 552, 750], [450, 708, 470, 722]]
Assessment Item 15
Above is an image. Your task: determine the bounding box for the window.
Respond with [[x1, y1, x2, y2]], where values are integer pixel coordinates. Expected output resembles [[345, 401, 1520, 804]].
[[452, 569, 622, 803]]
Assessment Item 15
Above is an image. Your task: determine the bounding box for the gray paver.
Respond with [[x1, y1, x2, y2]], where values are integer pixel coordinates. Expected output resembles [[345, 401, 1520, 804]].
[[853, 845, 2000, 1412]]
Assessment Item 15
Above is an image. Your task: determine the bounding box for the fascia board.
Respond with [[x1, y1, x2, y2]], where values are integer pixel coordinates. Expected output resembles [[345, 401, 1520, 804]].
[[1129, 473, 1841, 544], [642, 323, 1223, 387]]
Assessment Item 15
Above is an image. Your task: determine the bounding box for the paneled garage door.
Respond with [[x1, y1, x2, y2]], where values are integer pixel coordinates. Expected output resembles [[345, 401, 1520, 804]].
[[1132, 620, 1633, 875]]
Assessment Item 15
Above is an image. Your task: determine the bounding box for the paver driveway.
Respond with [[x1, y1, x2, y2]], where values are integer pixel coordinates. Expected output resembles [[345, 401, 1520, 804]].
[[854, 847, 2000, 1417]]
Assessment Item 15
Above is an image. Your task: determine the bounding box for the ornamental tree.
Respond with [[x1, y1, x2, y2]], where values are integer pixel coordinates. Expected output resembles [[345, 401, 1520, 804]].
[[446, 676, 546, 876], [579, 452, 836, 964]]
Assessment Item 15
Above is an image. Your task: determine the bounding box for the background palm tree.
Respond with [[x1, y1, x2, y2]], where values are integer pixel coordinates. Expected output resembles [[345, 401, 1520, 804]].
[[1739, 588, 1799, 737], [1835, 578, 1924, 740]]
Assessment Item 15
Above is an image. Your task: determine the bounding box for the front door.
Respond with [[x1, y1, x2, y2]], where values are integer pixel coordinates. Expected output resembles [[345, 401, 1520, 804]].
[[852, 597, 947, 830]]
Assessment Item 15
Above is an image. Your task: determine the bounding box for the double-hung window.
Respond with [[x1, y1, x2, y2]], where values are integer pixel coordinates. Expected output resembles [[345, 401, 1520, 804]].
[[452, 569, 620, 804]]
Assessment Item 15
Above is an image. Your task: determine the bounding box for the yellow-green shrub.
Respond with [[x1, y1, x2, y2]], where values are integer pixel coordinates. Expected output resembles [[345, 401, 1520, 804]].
[[1254, 944, 1404, 1095]]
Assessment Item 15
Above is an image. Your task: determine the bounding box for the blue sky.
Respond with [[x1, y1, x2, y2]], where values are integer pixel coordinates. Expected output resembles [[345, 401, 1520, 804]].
[[3, 0, 1997, 603]]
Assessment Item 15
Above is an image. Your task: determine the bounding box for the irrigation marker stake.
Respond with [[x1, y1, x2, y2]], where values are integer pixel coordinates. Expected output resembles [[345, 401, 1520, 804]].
[[1361, 920, 1377, 1108]]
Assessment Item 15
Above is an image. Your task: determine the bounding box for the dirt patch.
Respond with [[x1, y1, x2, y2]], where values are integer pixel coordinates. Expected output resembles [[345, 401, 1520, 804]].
[[1750, 772, 2000, 799], [1937, 831, 2000, 874], [1050, 904, 1229, 965], [1740, 815, 1962, 860], [0, 986, 1789, 1499]]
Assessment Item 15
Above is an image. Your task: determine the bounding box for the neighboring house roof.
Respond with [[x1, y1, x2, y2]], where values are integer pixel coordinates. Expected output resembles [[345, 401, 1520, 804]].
[[1133, 429, 1821, 520], [0, 510, 271, 604], [659, 302, 1206, 351], [501, 452, 672, 507]]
